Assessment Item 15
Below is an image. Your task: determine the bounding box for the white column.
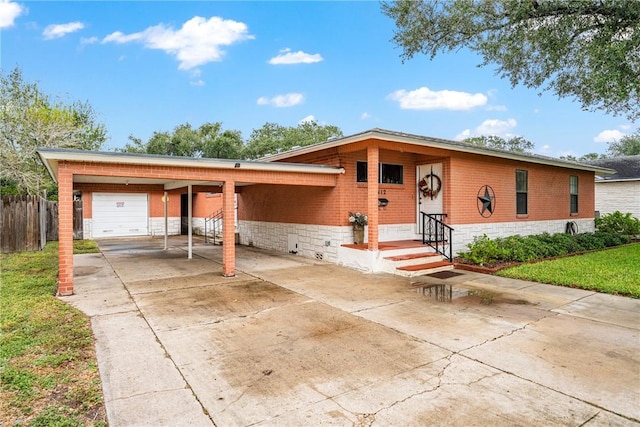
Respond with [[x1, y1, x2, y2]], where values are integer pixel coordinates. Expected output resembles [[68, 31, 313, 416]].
[[188, 185, 192, 259], [163, 190, 168, 250]]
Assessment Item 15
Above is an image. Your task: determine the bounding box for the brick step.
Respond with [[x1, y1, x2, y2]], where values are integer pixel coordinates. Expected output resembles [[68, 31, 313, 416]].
[[384, 252, 440, 262], [396, 260, 453, 271]]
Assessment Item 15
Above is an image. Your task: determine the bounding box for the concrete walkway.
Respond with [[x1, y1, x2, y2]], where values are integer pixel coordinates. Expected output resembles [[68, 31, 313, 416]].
[[64, 238, 640, 426]]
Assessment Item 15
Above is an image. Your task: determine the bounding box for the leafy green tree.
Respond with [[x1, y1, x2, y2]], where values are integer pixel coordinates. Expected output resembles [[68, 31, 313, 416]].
[[121, 122, 243, 159], [560, 152, 608, 162], [199, 122, 244, 159], [382, 0, 640, 120], [463, 135, 534, 153], [607, 130, 640, 156], [0, 67, 106, 195], [244, 121, 343, 159]]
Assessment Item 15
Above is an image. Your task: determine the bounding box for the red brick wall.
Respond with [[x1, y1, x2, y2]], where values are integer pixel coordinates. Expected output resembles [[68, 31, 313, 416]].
[[448, 152, 595, 224], [193, 193, 223, 218], [264, 139, 596, 227]]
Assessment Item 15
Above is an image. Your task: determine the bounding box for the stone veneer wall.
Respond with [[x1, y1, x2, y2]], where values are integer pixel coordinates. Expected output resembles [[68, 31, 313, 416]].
[[150, 217, 181, 237], [239, 218, 596, 267]]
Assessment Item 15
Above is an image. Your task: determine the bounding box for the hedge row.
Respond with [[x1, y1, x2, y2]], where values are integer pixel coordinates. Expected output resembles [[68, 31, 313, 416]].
[[458, 231, 629, 266]]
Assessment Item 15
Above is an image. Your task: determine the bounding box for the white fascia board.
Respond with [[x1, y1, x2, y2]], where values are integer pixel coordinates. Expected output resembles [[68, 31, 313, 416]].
[[36, 148, 344, 182], [263, 129, 616, 175]]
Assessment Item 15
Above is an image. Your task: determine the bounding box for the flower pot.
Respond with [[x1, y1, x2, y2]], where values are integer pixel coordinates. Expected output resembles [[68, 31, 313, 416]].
[[353, 225, 365, 244]]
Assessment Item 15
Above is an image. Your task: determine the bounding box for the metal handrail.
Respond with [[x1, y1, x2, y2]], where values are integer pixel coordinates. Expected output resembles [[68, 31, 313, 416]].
[[204, 208, 223, 245], [421, 212, 454, 261]]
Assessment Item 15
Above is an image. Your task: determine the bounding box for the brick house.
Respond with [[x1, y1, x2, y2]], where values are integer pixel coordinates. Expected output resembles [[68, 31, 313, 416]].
[[38, 128, 612, 295]]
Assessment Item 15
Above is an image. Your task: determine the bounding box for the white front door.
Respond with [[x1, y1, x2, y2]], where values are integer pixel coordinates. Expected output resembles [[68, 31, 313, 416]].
[[417, 163, 443, 233]]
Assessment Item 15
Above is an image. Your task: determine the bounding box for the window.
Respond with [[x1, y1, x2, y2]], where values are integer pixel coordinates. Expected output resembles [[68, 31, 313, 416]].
[[570, 175, 578, 214], [516, 170, 528, 215], [356, 161, 368, 183], [356, 161, 404, 184]]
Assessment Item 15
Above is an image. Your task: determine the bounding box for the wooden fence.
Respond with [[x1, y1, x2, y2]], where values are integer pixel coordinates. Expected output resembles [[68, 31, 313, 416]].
[[0, 195, 82, 253]]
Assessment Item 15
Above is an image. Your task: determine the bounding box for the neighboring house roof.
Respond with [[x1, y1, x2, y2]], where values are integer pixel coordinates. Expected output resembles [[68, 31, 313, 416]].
[[263, 128, 616, 175], [585, 155, 640, 182]]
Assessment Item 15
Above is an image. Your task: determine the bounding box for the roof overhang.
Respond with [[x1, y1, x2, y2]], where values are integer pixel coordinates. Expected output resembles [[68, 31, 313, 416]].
[[37, 148, 345, 188], [263, 128, 617, 175]]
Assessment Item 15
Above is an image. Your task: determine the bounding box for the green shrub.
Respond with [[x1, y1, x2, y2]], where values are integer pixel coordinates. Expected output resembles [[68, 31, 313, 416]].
[[458, 234, 507, 265], [594, 231, 628, 247], [458, 229, 629, 266], [595, 211, 640, 236]]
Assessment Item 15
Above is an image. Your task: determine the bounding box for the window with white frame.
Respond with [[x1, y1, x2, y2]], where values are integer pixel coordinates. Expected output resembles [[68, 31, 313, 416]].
[[516, 170, 528, 215], [570, 175, 578, 214]]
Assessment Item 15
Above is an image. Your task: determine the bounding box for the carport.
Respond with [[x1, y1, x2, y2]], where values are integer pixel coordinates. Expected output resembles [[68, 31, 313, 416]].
[[37, 148, 344, 295]]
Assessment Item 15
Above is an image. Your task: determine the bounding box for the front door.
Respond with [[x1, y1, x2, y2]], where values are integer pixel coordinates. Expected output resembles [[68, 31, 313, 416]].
[[417, 163, 443, 235]]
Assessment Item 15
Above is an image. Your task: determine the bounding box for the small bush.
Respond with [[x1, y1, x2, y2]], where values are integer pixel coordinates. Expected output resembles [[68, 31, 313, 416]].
[[458, 234, 507, 265], [595, 211, 640, 236], [458, 229, 628, 266]]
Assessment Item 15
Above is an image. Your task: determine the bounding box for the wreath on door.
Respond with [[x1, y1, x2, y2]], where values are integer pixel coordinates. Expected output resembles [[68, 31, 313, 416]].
[[419, 173, 442, 199]]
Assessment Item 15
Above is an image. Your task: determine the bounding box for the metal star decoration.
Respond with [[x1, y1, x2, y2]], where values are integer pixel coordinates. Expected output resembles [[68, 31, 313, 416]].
[[477, 185, 495, 217]]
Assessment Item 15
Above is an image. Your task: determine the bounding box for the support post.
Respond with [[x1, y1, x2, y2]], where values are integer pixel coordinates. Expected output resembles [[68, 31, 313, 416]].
[[163, 190, 168, 250], [222, 180, 236, 277], [188, 185, 192, 259], [367, 143, 379, 251], [57, 165, 74, 295]]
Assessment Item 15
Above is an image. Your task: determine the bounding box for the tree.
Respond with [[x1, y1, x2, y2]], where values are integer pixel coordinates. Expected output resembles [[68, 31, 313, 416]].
[[121, 122, 243, 159], [607, 130, 640, 156], [560, 153, 608, 162], [382, 1, 640, 120], [560, 153, 607, 162], [199, 122, 244, 159], [0, 68, 106, 195], [244, 121, 343, 159], [463, 135, 534, 153]]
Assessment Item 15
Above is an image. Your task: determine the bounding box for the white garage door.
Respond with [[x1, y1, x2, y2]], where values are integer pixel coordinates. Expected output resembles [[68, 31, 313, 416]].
[[92, 193, 149, 238]]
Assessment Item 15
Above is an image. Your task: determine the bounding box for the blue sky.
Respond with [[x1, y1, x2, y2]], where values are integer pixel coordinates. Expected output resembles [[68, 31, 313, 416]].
[[1, 0, 635, 157]]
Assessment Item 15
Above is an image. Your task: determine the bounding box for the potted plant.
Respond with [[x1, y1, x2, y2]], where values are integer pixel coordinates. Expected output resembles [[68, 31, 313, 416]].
[[348, 212, 368, 244]]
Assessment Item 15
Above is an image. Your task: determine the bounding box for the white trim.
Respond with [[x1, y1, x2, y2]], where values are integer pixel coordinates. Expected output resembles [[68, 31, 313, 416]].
[[263, 129, 615, 174], [37, 148, 344, 184]]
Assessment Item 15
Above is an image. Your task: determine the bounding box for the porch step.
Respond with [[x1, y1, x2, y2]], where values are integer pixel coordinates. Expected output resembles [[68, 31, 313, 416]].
[[395, 260, 455, 277], [384, 252, 440, 261]]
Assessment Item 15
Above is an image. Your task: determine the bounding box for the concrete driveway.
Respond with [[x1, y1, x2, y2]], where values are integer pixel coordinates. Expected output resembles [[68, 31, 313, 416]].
[[66, 237, 640, 426]]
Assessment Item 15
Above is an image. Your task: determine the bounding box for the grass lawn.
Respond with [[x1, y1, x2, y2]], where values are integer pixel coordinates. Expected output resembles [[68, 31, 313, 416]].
[[496, 243, 640, 298], [0, 241, 106, 426]]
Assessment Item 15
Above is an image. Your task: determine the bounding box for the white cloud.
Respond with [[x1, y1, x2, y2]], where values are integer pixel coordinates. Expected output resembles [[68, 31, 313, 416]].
[[190, 79, 205, 87], [299, 115, 315, 124], [486, 104, 507, 112], [361, 112, 371, 120], [594, 129, 626, 143], [455, 118, 518, 140], [257, 93, 304, 108], [0, 0, 25, 28], [388, 86, 487, 111], [43, 21, 84, 39], [268, 48, 323, 65], [80, 36, 98, 45], [102, 16, 253, 70]]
